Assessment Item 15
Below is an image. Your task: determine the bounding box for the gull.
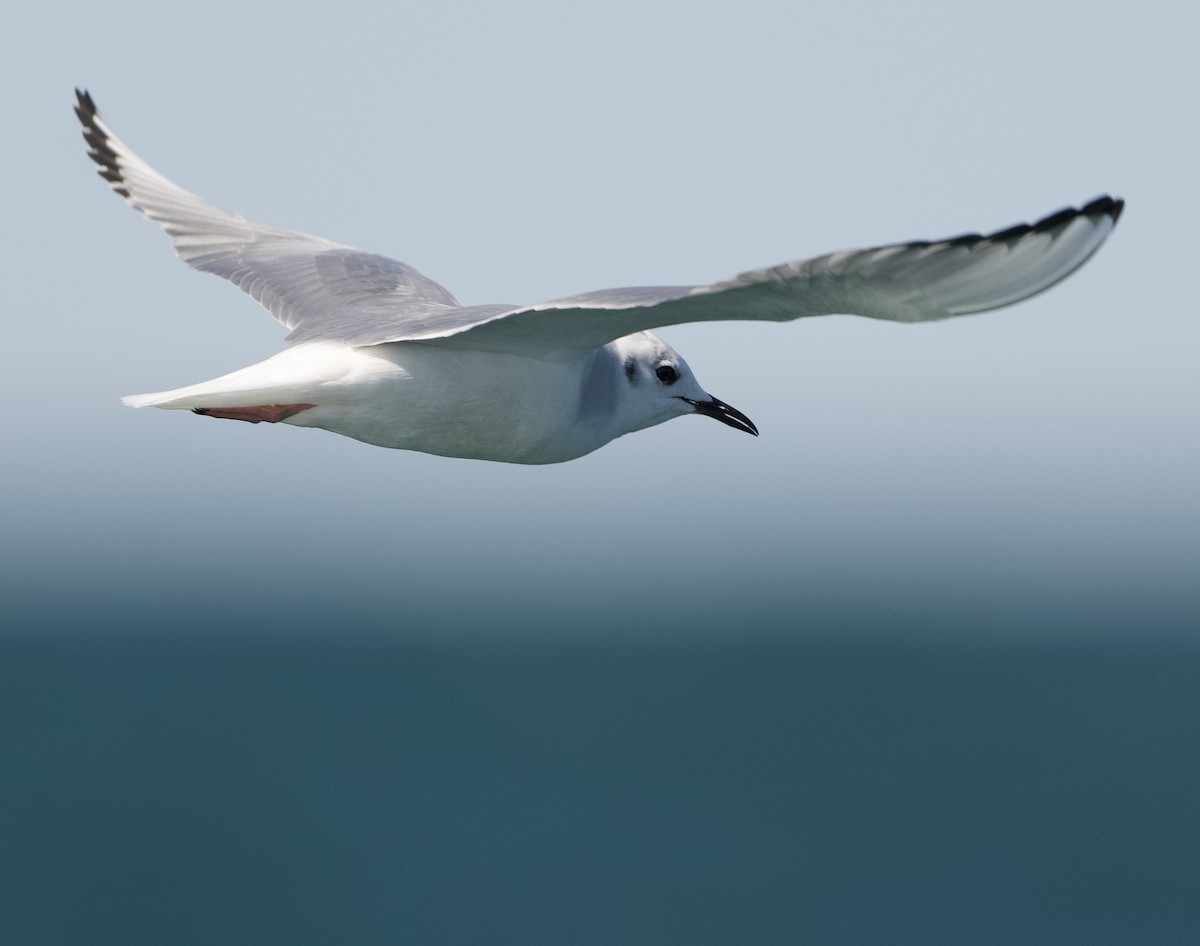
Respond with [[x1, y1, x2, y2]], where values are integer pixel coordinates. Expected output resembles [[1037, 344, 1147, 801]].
[[75, 90, 1123, 465]]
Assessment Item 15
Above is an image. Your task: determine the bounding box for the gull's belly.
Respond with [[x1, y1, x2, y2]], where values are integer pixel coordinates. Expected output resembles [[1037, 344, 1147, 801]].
[[284, 343, 605, 464]]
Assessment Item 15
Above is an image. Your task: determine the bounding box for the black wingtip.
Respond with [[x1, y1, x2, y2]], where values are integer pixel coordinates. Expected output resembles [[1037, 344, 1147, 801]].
[[1081, 194, 1125, 224], [74, 87, 95, 119], [1039, 195, 1125, 232], [984, 195, 1124, 246], [74, 88, 131, 198], [896, 196, 1124, 256]]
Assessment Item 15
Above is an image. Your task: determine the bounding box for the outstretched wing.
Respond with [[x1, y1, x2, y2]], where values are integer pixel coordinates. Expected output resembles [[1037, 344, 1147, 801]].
[[76, 89, 461, 339], [403, 195, 1121, 355]]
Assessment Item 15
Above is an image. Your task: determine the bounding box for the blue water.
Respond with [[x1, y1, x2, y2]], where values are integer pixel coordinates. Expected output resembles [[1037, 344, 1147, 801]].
[[2, 634, 1197, 944]]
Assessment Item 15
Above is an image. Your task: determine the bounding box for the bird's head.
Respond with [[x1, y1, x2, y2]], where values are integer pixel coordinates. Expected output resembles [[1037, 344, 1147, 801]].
[[605, 332, 758, 438]]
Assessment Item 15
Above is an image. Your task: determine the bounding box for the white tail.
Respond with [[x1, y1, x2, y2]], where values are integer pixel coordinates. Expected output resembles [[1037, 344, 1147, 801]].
[[119, 341, 360, 411]]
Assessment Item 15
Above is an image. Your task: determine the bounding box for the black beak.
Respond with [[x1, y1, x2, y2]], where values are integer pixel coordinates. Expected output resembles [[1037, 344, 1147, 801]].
[[680, 396, 759, 436]]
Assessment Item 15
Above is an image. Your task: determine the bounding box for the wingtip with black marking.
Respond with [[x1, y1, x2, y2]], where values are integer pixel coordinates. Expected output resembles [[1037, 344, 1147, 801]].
[[989, 195, 1124, 245], [1081, 194, 1125, 224], [73, 87, 96, 118], [74, 87, 130, 198], [898, 195, 1124, 253]]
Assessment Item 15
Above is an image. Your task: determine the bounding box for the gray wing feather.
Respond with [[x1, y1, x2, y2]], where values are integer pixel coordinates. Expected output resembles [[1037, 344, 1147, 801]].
[[424, 196, 1123, 355], [76, 90, 460, 340]]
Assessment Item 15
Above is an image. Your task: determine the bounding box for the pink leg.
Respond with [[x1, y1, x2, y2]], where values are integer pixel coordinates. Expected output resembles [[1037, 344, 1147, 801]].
[[192, 403, 317, 424]]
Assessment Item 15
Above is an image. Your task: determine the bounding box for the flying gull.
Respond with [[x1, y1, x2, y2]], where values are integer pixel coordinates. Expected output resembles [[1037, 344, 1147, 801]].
[[76, 90, 1123, 464]]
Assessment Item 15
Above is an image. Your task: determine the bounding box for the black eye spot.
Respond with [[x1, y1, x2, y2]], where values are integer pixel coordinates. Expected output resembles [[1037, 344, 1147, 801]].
[[624, 359, 638, 383], [655, 364, 679, 386]]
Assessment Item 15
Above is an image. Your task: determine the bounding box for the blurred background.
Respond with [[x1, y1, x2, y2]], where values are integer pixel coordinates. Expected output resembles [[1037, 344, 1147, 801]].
[[2, 0, 1197, 942]]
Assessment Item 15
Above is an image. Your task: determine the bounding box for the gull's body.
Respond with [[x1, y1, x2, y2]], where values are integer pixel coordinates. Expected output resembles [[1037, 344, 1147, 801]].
[[129, 338, 670, 464], [76, 91, 1123, 464]]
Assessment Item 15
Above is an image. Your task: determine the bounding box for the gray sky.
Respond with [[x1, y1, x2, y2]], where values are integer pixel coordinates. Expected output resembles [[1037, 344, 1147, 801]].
[[4, 0, 1196, 639]]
